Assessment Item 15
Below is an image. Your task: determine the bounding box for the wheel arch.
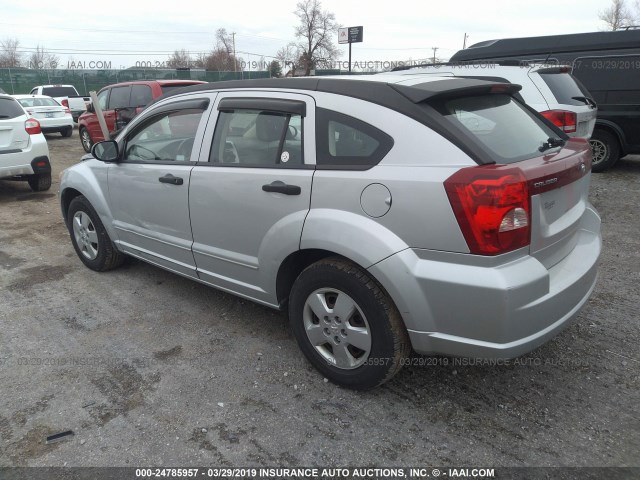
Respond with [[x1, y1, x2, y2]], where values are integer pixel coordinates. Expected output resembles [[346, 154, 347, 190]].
[[593, 120, 625, 155], [59, 165, 118, 243]]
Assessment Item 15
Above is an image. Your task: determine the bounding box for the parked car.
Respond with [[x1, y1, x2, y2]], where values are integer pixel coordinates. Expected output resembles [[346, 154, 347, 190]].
[[0, 93, 52, 191], [29, 84, 90, 123], [77, 79, 207, 153], [449, 29, 640, 171], [59, 77, 601, 389], [14, 94, 74, 137], [386, 63, 597, 140]]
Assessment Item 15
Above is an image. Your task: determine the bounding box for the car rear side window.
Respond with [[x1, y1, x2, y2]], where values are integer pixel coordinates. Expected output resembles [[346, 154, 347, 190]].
[[0, 97, 24, 119], [210, 109, 304, 167], [437, 94, 561, 164], [539, 72, 589, 106], [109, 86, 131, 110], [316, 108, 393, 169]]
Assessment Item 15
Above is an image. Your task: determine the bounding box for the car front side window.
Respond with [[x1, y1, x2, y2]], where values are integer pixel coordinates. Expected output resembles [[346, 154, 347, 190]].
[[97, 90, 109, 111], [123, 108, 205, 163]]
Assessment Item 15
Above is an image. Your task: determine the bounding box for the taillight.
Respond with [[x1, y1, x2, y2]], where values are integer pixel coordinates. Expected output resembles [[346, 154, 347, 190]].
[[444, 165, 531, 256], [25, 118, 41, 135], [540, 110, 577, 133], [61, 99, 71, 114]]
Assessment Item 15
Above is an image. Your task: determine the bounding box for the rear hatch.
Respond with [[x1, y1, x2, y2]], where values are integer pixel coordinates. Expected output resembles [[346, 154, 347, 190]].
[[430, 90, 592, 268], [0, 97, 29, 157], [529, 66, 597, 139]]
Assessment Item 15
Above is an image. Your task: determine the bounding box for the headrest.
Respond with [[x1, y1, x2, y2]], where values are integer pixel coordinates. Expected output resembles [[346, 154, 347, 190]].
[[256, 112, 285, 142]]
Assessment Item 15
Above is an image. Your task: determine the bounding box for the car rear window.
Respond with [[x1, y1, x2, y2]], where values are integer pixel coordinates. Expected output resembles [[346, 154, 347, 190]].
[[437, 94, 561, 164], [41, 86, 78, 97], [18, 97, 60, 107], [0, 97, 25, 119], [538, 72, 589, 106]]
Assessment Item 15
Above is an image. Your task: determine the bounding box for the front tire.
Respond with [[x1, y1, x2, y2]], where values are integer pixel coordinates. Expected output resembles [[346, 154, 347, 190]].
[[67, 195, 124, 271], [80, 127, 93, 153], [27, 173, 51, 192], [289, 258, 410, 390], [590, 129, 620, 173]]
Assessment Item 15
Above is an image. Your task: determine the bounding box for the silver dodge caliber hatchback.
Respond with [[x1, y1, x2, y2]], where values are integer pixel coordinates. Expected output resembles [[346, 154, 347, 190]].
[[59, 76, 602, 389]]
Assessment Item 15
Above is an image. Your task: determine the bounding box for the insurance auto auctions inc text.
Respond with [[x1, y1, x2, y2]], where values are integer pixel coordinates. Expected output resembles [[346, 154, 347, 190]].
[[204, 467, 496, 478]]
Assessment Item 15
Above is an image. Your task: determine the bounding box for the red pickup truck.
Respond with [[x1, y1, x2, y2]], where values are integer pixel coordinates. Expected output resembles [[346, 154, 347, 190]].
[[78, 79, 206, 152]]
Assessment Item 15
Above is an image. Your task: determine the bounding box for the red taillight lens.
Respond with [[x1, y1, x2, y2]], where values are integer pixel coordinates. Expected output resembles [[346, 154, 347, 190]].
[[540, 110, 577, 133], [444, 166, 531, 256], [25, 118, 41, 135], [61, 99, 69, 108]]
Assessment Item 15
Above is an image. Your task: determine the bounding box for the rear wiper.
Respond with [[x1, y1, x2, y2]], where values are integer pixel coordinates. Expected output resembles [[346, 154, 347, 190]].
[[572, 96, 597, 108], [539, 137, 566, 152], [0, 115, 10, 119]]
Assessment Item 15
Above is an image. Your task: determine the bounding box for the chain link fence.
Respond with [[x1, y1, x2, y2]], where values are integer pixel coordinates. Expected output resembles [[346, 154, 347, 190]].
[[0, 68, 272, 95]]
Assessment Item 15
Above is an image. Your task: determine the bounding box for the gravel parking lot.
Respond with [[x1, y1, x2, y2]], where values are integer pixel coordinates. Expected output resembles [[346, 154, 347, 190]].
[[0, 130, 638, 468]]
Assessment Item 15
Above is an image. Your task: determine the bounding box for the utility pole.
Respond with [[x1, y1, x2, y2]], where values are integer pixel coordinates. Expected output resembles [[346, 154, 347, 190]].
[[463, 33, 469, 49], [232, 32, 237, 72], [432, 47, 439, 64]]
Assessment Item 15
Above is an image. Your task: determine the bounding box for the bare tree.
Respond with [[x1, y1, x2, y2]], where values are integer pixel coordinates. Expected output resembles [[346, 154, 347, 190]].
[[0, 38, 22, 68], [167, 49, 193, 68], [269, 60, 283, 78], [294, 0, 340, 76], [276, 42, 301, 75], [27, 45, 60, 70], [599, 0, 632, 30], [197, 29, 243, 71]]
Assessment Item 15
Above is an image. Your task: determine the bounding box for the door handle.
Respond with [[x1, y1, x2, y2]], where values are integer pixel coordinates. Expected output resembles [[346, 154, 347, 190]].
[[159, 174, 183, 185], [262, 181, 301, 195]]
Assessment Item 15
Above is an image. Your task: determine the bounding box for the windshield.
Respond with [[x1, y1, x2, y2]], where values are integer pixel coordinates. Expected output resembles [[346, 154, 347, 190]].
[[438, 94, 562, 163]]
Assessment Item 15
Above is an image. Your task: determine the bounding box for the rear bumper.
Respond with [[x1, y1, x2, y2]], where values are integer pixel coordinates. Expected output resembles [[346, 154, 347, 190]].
[[40, 117, 74, 132], [369, 205, 601, 359], [0, 135, 50, 179]]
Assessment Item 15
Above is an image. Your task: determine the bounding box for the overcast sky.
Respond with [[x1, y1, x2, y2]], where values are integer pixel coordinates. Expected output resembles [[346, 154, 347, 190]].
[[1, 0, 620, 70]]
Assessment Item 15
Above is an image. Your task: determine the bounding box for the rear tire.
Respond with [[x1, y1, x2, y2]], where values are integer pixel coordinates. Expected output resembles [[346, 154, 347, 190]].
[[67, 195, 124, 271], [590, 129, 620, 173], [80, 127, 93, 153], [61, 126, 73, 138], [27, 173, 51, 192], [289, 258, 410, 390]]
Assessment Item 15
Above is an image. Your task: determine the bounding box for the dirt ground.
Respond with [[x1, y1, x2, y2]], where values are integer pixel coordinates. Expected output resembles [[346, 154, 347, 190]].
[[0, 130, 638, 469]]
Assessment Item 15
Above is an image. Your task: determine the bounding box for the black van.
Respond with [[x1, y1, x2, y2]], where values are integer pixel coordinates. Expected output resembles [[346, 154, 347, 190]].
[[450, 29, 640, 171]]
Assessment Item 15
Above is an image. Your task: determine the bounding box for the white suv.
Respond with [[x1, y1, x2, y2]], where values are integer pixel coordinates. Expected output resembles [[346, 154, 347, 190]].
[[0, 94, 52, 191], [385, 63, 597, 140]]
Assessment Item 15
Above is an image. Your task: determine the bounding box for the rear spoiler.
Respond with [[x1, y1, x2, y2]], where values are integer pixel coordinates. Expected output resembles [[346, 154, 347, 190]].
[[534, 66, 572, 74], [390, 78, 522, 103]]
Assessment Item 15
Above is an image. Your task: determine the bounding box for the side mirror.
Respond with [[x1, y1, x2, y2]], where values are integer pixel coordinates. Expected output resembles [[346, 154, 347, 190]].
[[91, 140, 119, 162], [86, 102, 95, 113]]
